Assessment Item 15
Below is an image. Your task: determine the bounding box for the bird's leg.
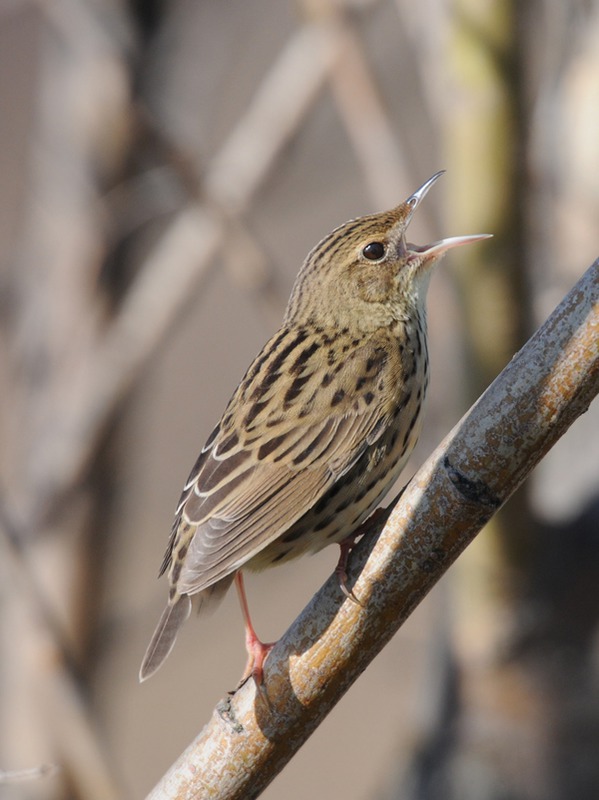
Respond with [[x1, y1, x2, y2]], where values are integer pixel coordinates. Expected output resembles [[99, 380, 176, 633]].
[[235, 572, 275, 696], [335, 506, 393, 604]]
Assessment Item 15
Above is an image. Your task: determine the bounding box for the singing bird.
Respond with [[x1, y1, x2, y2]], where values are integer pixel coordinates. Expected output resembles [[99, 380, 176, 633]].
[[140, 172, 490, 685]]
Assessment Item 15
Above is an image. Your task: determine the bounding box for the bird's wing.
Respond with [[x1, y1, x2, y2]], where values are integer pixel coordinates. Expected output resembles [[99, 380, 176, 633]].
[[163, 330, 403, 595]]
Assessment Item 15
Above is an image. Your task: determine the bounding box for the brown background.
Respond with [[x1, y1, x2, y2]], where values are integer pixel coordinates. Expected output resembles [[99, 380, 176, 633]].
[[1, 2, 598, 799]]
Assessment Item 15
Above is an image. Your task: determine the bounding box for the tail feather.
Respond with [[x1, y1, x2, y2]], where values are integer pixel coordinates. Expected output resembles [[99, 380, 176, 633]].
[[139, 594, 192, 682], [194, 574, 235, 615]]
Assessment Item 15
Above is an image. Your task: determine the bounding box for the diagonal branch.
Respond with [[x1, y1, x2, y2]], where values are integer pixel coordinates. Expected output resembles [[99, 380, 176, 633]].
[[147, 260, 598, 800]]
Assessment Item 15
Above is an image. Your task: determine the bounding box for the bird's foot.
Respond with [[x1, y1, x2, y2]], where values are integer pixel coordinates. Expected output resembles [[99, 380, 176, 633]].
[[241, 636, 276, 686], [335, 534, 363, 606], [335, 507, 393, 604], [237, 634, 276, 709]]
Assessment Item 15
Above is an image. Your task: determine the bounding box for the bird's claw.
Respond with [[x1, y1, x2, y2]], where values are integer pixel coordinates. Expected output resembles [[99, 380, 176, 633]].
[[335, 534, 364, 606], [336, 566, 364, 606], [236, 636, 275, 711]]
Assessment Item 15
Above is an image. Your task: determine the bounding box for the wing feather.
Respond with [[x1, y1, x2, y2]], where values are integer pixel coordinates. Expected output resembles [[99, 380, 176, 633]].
[[165, 332, 401, 596], [177, 464, 330, 592]]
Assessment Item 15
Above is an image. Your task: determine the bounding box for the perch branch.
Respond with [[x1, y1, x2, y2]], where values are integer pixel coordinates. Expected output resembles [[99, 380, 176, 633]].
[[147, 258, 598, 799]]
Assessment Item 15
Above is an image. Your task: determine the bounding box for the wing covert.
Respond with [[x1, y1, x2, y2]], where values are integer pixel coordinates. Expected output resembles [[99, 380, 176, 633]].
[[165, 331, 403, 594]]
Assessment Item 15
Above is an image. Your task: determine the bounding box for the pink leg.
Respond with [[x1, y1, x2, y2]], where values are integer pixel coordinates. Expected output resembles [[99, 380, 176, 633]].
[[235, 572, 276, 689]]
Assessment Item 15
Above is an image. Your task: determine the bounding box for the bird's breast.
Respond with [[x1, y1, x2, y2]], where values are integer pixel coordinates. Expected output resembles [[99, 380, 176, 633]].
[[248, 369, 427, 569]]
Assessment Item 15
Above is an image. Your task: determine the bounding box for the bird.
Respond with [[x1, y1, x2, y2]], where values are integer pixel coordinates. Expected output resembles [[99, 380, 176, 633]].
[[139, 171, 490, 686]]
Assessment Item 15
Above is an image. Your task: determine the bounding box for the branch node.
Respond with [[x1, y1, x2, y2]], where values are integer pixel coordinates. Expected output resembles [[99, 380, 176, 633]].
[[217, 696, 245, 734], [443, 456, 501, 508]]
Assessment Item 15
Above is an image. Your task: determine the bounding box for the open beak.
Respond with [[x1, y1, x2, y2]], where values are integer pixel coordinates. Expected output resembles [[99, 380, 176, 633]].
[[408, 233, 493, 262], [403, 171, 492, 262], [404, 170, 445, 225]]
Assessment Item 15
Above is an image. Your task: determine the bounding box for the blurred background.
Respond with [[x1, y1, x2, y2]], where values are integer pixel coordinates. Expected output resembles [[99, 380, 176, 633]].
[[0, 1, 598, 798]]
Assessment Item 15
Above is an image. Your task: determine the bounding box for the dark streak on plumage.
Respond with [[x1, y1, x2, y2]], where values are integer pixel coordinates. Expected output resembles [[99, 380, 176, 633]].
[[284, 372, 313, 405], [313, 515, 336, 532], [335, 496, 354, 514], [331, 389, 345, 406], [394, 396, 409, 417], [308, 220, 362, 268], [269, 327, 309, 375], [215, 431, 239, 456], [244, 399, 269, 428], [292, 419, 335, 466], [402, 412, 418, 447], [328, 473, 350, 499], [250, 370, 282, 400], [257, 433, 288, 460], [290, 341, 320, 374], [281, 523, 309, 543], [244, 327, 289, 388], [221, 412, 233, 428]]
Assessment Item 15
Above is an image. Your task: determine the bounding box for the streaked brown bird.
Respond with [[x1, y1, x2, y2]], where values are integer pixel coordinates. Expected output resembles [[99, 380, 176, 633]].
[[140, 171, 490, 685]]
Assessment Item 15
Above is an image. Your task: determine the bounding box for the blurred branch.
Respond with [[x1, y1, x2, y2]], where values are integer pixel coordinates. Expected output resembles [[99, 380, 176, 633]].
[[42, 21, 346, 513], [0, 497, 79, 675], [0, 764, 58, 784], [0, 504, 124, 800], [307, 1, 411, 208], [42, 661, 123, 800], [146, 259, 598, 799]]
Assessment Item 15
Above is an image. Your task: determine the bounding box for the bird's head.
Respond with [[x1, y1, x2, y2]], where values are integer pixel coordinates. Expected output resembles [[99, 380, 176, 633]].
[[285, 171, 491, 333]]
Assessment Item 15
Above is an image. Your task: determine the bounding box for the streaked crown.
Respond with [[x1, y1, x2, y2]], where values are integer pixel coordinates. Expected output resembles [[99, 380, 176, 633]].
[[285, 172, 490, 333]]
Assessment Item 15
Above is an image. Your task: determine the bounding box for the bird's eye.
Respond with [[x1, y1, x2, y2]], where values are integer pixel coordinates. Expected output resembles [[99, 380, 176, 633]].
[[362, 241, 386, 261]]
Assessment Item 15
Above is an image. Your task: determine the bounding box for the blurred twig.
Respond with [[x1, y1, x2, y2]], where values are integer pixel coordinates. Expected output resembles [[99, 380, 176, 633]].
[[0, 499, 125, 800], [305, 0, 411, 208], [147, 259, 598, 799], [41, 21, 346, 515], [0, 764, 58, 784], [0, 496, 81, 678]]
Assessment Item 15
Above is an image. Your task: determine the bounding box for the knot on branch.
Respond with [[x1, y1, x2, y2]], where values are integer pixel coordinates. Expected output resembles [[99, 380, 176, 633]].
[[443, 456, 501, 508]]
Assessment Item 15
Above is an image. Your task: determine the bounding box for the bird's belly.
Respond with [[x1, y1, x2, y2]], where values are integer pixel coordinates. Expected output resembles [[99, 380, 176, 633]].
[[247, 407, 424, 570]]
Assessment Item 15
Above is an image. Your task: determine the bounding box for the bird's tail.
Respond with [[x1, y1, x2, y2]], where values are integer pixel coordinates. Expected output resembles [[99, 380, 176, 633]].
[[139, 594, 192, 682]]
